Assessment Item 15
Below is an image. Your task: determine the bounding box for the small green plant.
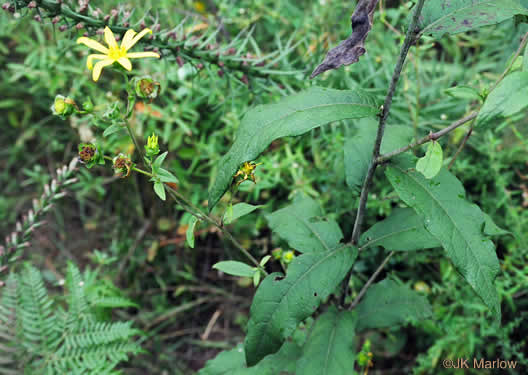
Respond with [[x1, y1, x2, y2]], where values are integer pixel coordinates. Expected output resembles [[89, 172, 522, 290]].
[[0, 262, 141, 374]]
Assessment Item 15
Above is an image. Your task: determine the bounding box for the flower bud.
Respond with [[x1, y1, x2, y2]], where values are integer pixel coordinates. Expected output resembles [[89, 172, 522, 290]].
[[82, 98, 94, 112], [51, 95, 77, 118], [271, 248, 283, 260], [145, 133, 160, 158], [282, 250, 295, 264], [133, 76, 161, 100]]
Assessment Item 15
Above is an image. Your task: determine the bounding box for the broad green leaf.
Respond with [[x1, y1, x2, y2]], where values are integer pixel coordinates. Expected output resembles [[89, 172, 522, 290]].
[[199, 341, 301, 375], [153, 181, 166, 201], [356, 278, 432, 331], [208, 86, 378, 211], [296, 306, 358, 375], [416, 141, 443, 179], [476, 72, 528, 129], [186, 216, 198, 248], [386, 164, 501, 320], [244, 245, 358, 366], [444, 86, 482, 101], [345, 120, 413, 190], [213, 261, 255, 277], [223, 203, 263, 225], [419, 0, 528, 38], [266, 195, 343, 253], [360, 208, 440, 251], [482, 213, 510, 236]]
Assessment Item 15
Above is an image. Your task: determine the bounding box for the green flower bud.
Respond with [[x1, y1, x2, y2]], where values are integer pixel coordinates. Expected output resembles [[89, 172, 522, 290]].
[[133, 76, 161, 100], [52, 95, 77, 118], [271, 248, 283, 260], [145, 133, 160, 158], [82, 98, 94, 112], [282, 250, 295, 264]]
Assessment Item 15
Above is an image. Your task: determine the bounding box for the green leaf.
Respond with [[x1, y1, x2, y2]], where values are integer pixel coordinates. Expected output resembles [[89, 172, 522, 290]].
[[360, 208, 441, 251], [345, 121, 413, 190], [355, 278, 432, 331], [444, 86, 482, 101], [266, 195, 343, 253], [244, 245, 358, 366], [296, 306, 358, 375], [198, 341, 301, 375], [482, 213, 510, 236], [223, 203, 263, 225], [102, 124, 123, 137], [157, 168, 178, 183], [419, 0, 528, 38], [476, 72, 528, 129], [386, 163, 501, 320], [208, 86, 378, 211], [153, 181, 166, 201], [416, 141, 443, 179], [153, 151, 168, 169], [186, 216, 199, 248], [213, 261, 255, 277]]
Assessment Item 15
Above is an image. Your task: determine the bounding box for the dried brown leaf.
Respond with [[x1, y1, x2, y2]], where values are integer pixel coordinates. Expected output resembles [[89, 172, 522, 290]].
[[311, 0, 379, 78]]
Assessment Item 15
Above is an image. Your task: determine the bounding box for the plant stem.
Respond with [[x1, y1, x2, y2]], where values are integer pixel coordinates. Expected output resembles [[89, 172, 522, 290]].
[[350, 0, 426, 245], [125, 121, 145, 163], [349, 251, 394, 310], [448, 123, 474, 170], [489, 30, 528, 92], [376, 111, 478, 163]]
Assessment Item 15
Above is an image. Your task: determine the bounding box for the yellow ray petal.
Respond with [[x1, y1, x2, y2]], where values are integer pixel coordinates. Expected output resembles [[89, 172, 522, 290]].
[[92, 59, 114, 81], [77, 37, 109, 54], [121, 29, 137, 50], [104, 26, 118, 49], [124, 28, 153, 51], [117, 57, 132, 71], [126, 51, 160, 59], [86, 54, 108, 70]]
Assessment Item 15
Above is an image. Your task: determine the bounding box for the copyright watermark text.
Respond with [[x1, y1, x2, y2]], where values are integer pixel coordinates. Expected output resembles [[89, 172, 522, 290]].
[[442, 358, 518, 370]]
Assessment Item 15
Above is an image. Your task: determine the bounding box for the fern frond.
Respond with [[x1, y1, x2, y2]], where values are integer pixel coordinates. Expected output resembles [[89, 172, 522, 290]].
[[65, 262, 89, 330], [0, 274, 19, 375], [18, 264, 59, 355]]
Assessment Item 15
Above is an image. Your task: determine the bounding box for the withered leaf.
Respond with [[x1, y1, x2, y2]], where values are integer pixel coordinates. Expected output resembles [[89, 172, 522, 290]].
[[311, 0, 379, 78]]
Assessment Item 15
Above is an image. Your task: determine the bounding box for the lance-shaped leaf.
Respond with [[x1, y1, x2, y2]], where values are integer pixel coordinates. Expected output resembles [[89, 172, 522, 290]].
[[385, 164, 501, 321], [476, 72, 528, 129], [311, 0, 379, 78], [419, 0, 528, 38], [208, 87, 378, 211], [198, 341, 301, 375], [360, 207, 440, 251], [356, 278, 432, 331], [266, 195, 343, 253], [296, 306, 358, 375], [244, 245, 358, 366], [345, 121, 413, 190]]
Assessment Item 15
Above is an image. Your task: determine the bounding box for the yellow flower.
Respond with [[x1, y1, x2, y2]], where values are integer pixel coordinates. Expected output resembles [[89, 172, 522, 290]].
[[77, 26, 160, 82]]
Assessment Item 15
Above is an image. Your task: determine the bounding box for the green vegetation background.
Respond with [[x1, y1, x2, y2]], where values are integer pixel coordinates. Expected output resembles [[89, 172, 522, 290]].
[[0, 0, 527, 373]]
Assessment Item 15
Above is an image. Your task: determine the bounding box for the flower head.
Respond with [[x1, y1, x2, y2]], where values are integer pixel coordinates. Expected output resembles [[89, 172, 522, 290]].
[[145, 133, 160, 158], [77, 26, 160, 81], [233, 161, 262, 186]]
